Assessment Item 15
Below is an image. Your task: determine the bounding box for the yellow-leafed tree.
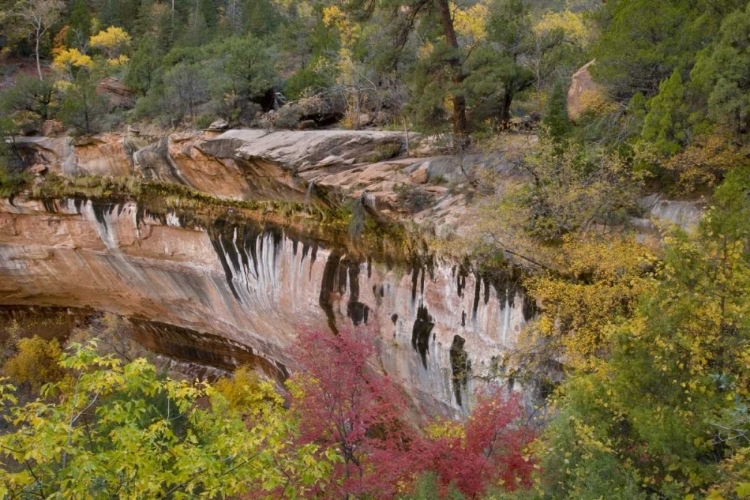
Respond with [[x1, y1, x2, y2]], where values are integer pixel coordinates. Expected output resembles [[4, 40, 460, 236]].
[[90, 26, 131, 64]]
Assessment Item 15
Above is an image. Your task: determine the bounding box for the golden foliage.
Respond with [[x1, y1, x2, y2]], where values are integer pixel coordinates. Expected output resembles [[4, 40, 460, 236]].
[[453, 1, 490, 44], [214, 366, 284, 419], [418, 41, 434, 59], [425, 418, 465, 440], [322, 5, 369, 128], [52, 25, 69, 57], [576, 88, 617, 116], [526, 234, 656, 371], [533, 10, 590, 47], [106, 54, 130, 67], [90, 26, 131, 60], [3, 336, 65, 391], [661, 133, 750, 194], [52, 47, 94, 71], [472, 139, 643, 257], [322, 5, 358, 59]]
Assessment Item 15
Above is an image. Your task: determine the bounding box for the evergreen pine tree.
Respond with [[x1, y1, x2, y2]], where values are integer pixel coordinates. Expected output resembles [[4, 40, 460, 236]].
[[125, 35, 161, 96], [66, 0, 91, 50], [544, 80, 572, 138], [641, 70, 689, 155]]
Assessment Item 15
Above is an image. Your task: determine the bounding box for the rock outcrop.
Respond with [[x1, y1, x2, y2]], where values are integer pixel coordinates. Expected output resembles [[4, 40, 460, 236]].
[[567, 60, 602, 121], [14, 128, 477, 226], [2, 128, 706, 415], [96, 76, 136, 108], [0, 195, 531, 414]]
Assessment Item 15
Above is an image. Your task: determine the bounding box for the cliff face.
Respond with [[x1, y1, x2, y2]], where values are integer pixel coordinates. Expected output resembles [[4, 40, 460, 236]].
[[2, 128, 703, 415], [0, 195, 530, 414], [3, 128, 537, 414]]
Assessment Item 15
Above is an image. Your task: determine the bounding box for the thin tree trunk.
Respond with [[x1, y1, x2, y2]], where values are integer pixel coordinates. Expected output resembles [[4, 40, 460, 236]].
[[84, 87, 91, 133], [500, 89, 513, 128], [404, 116, 410, 155], [435, 0, 469, 147], [35, 26, 43, 80]]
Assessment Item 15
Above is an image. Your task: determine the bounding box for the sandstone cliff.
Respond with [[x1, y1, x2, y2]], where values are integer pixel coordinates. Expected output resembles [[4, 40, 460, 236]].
[[1, 128, 704, 414], [0, 194, 531, 414]]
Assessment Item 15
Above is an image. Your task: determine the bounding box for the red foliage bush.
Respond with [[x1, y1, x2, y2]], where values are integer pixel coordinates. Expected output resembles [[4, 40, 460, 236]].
[[288, 327, 535, 499], [290, 328, 416, 499], [419, 389, 535, 497]]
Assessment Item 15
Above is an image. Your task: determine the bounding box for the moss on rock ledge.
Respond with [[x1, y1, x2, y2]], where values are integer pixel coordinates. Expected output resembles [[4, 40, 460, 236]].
[[23, 173, 419, 264]]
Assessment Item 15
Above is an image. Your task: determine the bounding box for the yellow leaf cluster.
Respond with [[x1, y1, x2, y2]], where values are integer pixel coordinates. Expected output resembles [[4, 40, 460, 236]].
[[425, 418, 465, 440], [418, 41, 434, 59], [214, 366, 284, 419], [577, 88, 617, 116], [453, 1, 490, 43], [52, 47, 94, 71], [533, 10, 589, 47], [661, 132, 750, 195], [707, 447, 750, 499], [90, 26, 131, 58], [527, 234, 656, 371], [322, 5, 358, 53], [3, 336, 65, 391], [106, 54, 130, 67], [52, 25, 69, 57]]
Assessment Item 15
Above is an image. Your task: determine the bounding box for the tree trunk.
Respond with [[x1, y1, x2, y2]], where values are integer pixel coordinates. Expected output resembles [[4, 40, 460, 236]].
[[500, 89, 513, 129], [35, 26, 43, 81], [435, 0, 469, 146]]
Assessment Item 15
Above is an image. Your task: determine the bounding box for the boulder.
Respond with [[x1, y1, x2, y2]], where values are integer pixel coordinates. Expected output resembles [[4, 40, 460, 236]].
[[218, 129, 411, 172], [41, 120, 64, 137], [96, 76, 136, 108], [357, 113, 372, 127], [409, 164, 429, 184], [374, 111, 390, 126], [567, 60, 602, 122], [207, 119, 229, 132], [296, 120, 317, 130]]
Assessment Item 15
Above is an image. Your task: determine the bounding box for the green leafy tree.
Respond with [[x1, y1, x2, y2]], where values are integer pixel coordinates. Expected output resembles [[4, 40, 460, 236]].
[[124, 35, 161, 96], [198, 0, 217, 30], [98, 0, 142, 32], [536, 166, 750, 498], [691, 2, 750, 139], [481, 0, 536, 125], [543, 80, 572, 139], [58, 73, 106, 134], [202, 35, 276, 122], [347, 0, 471, 142], [66, 0, 92, 50], [0, 75, 57, 124], [285, 66, 332, 101], [0, 117, 27, 197], [640, 70, 690, 155], [243, 0, 282, 37], [0, 342, 335, 499], [590, 0, 740, 100], [162, 60, 208, 120]]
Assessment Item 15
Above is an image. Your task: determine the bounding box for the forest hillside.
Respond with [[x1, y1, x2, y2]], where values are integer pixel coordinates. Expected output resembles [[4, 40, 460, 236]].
[[0, 0, 749, 499]]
